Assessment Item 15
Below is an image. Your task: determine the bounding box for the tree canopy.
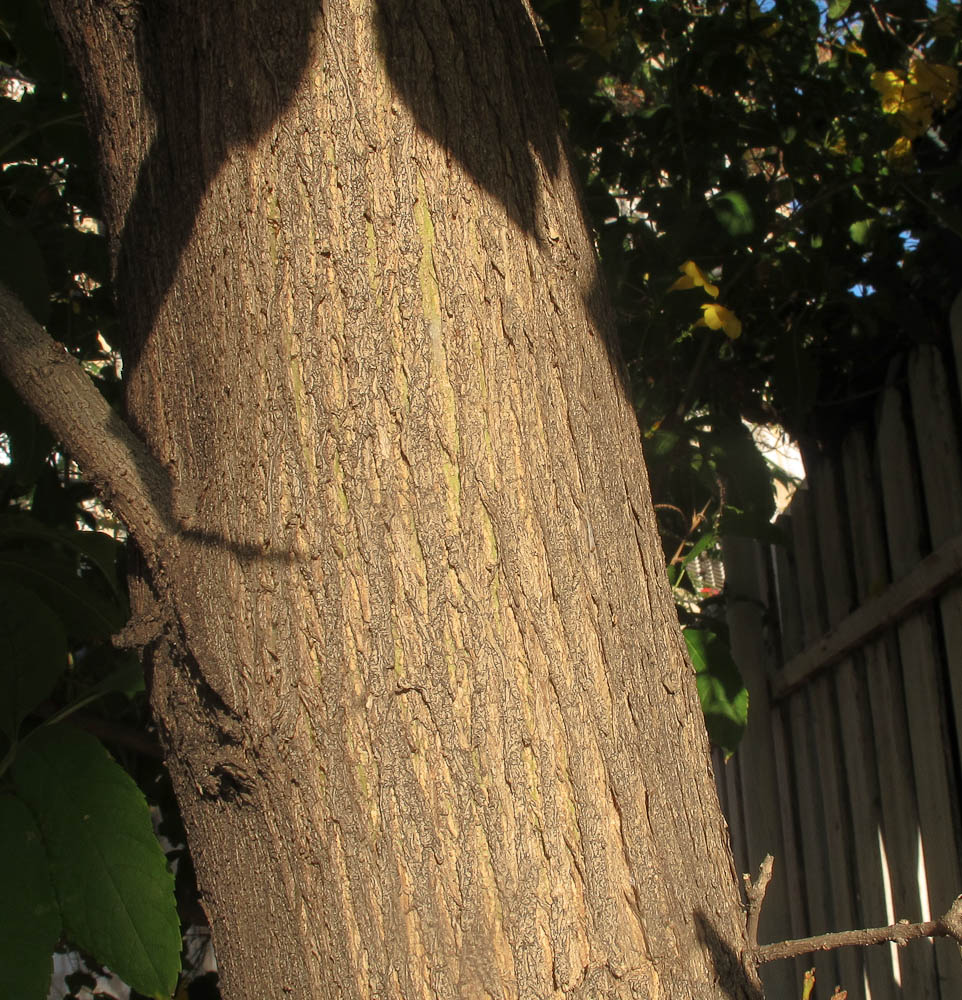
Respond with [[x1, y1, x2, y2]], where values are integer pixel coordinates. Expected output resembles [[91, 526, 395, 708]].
[[1, 1, 960, 997]]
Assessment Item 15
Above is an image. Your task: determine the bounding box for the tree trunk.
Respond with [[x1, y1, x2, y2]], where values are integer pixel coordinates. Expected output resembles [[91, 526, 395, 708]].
[[44, 2, 759, 997]]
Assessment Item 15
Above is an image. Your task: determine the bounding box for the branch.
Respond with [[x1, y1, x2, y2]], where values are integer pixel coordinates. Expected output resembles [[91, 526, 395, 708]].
[[0, 281, 173, 561], [755, 895, 962, 965]]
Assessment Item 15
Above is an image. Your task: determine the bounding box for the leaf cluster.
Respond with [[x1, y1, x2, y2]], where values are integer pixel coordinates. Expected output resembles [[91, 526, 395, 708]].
[[534, 0, 961, 751], [536, 0, 961, 533]]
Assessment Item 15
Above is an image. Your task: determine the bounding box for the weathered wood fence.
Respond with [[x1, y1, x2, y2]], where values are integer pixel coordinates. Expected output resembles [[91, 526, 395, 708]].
[[719, 294, 962, 999]]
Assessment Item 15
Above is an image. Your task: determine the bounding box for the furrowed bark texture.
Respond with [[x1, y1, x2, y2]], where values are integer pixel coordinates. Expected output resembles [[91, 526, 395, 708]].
[[50, 2, 758, 997]]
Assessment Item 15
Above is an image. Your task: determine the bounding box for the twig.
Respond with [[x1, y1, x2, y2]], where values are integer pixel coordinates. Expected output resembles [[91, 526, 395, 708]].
[[743, 854, 774, 952], [755, 894, 962, 965], [668, 496, 713, 567]]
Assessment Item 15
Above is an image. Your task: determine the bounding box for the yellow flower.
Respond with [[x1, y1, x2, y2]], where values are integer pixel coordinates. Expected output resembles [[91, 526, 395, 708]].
[[696, 303, 742, 339], [885, 134, 915, 170], [668, 260, 719, 298]]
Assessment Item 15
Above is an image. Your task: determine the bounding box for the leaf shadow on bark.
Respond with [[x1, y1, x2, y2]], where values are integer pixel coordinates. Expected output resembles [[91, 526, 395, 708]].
[[695, 908, 766, 1000], [374, 0, 613, 343], [374, 0, 557, 236], [107, 0, 616, 558], [102, 1, 323, 557], [114, 1, 322, 384]]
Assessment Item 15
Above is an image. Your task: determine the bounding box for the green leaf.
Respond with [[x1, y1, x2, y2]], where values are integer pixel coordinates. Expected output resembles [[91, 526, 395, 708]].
[[0, 583, 67, 740], [0, 795, 61, 1000], [827, 0, 851, 19], [39, 652, 145, 733], [710, 191, 755, 237], [0, 548, 126, 640], [63, 529, 127, 600], [12, 727, 181, 998], [685, 628, 749, 757], [680, 530, 718, 569], [87, 653, 145, 699], [849, 218, 876, 246], [645, 426, 681, 458]]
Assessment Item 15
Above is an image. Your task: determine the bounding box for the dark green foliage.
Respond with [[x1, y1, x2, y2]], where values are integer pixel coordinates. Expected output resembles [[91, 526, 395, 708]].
[[0, 794, 60, 998], [1, 5, 188, 996], [685, 628, 749, 759], [533, 0, 961, 749], [535, 0, 962, 485]]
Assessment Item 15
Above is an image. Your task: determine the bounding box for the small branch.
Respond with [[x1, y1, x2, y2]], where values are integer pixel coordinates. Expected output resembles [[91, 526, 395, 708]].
[[668, 496, 714, 568], [743, 854, 774, 952], [756, 895, 962, 965], [0, 281, 173, 562]]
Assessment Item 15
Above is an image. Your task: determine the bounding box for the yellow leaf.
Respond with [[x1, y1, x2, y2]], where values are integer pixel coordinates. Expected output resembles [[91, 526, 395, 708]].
[[872, 60, 959, 141], [871, 70, 906, 114], [910, 60, 959, 110], [696, 303, 742, 339], [885, 134, 915, 169], [668, 260, 720, 298]]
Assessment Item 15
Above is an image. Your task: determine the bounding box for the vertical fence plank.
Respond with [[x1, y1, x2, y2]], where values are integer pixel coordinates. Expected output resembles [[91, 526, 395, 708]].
[[907, 346, 962, 781], [792, 480, 862, 995], [812, 456, 895, 1000], [770, 516, 819, 989], [842, 428, 940, 999], [781, 489, 843, 991], [773, 529, 803, 664], [725, 743, 749, 884], [723, 536, 798, 999], [877, 382, 962, 997], [770, 702, 810, 990]]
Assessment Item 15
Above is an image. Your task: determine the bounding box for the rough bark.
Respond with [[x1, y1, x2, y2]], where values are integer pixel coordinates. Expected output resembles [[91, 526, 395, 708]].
[[36, 1, 760, 997]]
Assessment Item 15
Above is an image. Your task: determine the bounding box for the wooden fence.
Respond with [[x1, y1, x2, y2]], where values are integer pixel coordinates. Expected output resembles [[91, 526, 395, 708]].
[[718, 293, 962, 999]]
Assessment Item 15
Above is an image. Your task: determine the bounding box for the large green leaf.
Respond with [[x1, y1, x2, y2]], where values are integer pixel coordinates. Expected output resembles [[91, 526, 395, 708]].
[[0, 547, 126, 639], [0, 583, 67, 740], [0, 514, 126, 597], [12, 727, 181, 999], [685, 628, 749, 757], [710, 191, 755, 237], [0, 794, 61, 1000]]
